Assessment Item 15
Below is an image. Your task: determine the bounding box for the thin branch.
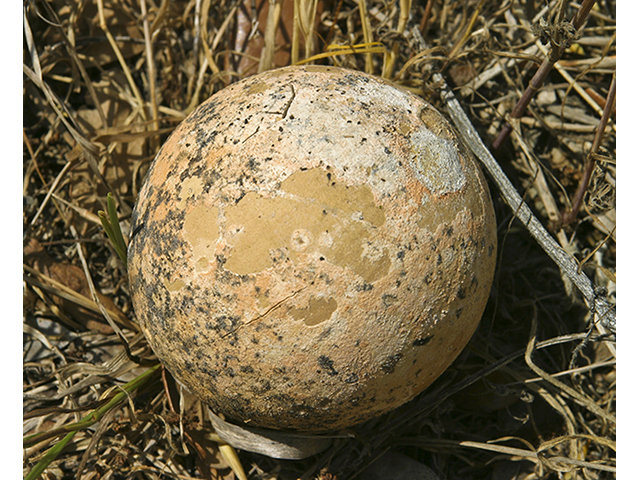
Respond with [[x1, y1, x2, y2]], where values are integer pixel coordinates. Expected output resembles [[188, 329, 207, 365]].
[[432, 71, 615, 334], [563, 74, 616, 224], [493, 0, 597, 149]]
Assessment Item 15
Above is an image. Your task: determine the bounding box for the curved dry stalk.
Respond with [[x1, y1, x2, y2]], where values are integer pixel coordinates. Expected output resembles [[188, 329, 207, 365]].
[[23, 5, 126, 213], [200, 0, 222, 76], [27, 161, 73, 232], [38, 0, 108, 129], [563, 74, 616, 225], [396, 436, 615, 474], [23, 265, 135, 330], [448, 0, 488, 60], [524, 303, 615, 426], [24, 364, 161, 480], [186, 2, 236, 114], [70, 224, 137, 360], [293, 0, 319, 64], [193, 0, 203, 71]]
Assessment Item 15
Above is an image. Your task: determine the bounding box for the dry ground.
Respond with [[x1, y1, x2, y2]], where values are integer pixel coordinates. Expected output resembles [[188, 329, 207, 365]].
[[23, 0, 616, 479]]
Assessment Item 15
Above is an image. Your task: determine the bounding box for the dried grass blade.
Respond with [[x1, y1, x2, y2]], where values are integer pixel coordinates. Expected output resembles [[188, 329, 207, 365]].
[[524, 304, 615, 425], [96, 0, 147, 120], [538, 433, 616, 454], [357, 0, 375, 73], [294, 43, 386, 65], [397, 437, 615, 473], [536, 39, 606, 119], [302, 0, 319, 60], [22, 67, 98, 162], [27, 283, 86, 331], [382, 0, 411, 78], [25, 343, 144, 403], [193, 0, 203, 69], [448, 0, 487, 60], [23, 265, 135, 330], [23, 323, 64, 361], [140, 0, 159, 132], [292, 0, 301, 64], [258, 0, 283, 73], [27, 160, 73, 231], [200, 0, 221, 75], [458, 439, 616, 473], [74, 408, 118, 480], [218, 443, 248, 480], [71, 225, 132, 352], [38, 0, 108, 128], [57, 344, 134, 381], [51, 194, 102, 226], [150, 0, 169, 32], [24, 8, 124, 211], [521, 358, 616, 384]]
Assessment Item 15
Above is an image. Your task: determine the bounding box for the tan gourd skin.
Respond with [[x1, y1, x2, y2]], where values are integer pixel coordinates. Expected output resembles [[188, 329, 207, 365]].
[[128, 66, 497, 433]]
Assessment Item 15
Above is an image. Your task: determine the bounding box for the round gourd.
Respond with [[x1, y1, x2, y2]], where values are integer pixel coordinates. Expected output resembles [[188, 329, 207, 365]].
[[128, 65, 497, 433]]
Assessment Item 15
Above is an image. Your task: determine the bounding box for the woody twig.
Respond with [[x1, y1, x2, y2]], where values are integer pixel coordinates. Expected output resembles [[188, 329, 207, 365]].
[[492, 0, 597, 150]]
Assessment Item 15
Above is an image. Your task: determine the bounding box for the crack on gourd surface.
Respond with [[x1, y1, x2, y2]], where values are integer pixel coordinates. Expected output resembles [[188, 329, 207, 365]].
[[219, 287, 307, 338], [409, 128, 466, 195]]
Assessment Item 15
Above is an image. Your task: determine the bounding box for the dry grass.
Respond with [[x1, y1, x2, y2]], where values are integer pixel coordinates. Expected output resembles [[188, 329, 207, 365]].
[[23, 0, 615, 478]]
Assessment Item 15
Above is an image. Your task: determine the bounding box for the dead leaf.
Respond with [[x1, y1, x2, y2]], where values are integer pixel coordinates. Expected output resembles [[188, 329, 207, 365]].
[[24, 237, 121, 334]]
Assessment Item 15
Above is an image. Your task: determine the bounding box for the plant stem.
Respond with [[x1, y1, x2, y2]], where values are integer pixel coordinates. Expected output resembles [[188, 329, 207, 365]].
[[562, 75, 616, 224], [492, 0, 597, 150], [432, 71, 615, 334]]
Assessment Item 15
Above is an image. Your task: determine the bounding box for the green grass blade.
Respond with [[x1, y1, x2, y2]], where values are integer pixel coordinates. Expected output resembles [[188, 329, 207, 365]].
[[98, 193, 128, 268], [24, 363, 160, 479]]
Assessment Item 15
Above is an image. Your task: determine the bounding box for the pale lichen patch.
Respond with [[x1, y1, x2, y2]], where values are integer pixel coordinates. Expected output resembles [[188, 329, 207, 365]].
[[290, 229, 313, 252], [257, 292, 271, 311], [177, 176, 204, 209], [410, 128, 466, 195], [328, 222, 391, 283], [196, 257, 210, 271], [417, 175, 487, 233], [246, 80, 269, 95]]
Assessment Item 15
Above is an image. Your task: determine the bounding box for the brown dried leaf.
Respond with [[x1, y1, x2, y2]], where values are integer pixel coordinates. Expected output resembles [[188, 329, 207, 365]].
[[24, 238, 120, 334], [229, 0, 323, 76]]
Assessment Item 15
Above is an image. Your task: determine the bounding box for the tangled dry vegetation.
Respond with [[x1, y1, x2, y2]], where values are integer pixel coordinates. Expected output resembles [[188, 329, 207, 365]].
[[23, 0, 616, 479]]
